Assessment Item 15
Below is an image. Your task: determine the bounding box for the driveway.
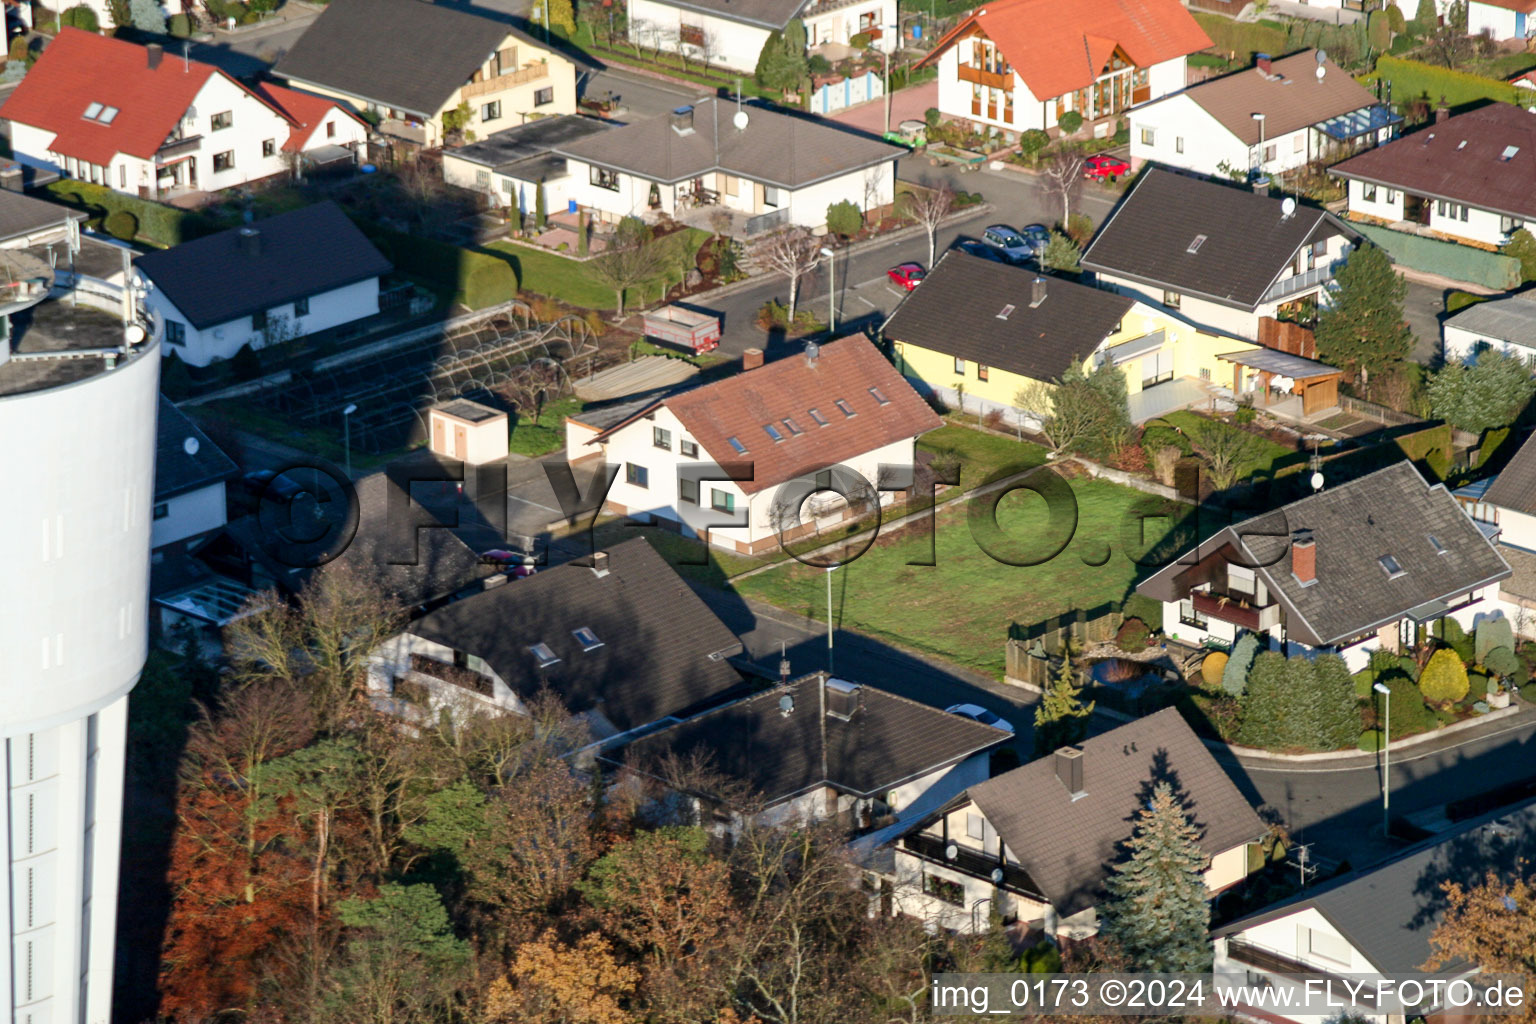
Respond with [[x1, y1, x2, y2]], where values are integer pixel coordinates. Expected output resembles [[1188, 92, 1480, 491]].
[[830, 80, 938, 137]]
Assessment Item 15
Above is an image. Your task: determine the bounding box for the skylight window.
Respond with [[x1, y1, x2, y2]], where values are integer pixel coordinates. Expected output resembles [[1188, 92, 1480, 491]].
[[808, 407, 829, 427], [834, 399, 855, 418], [868, 386, 890, 405], [782, 417, 803, 436], [1187, 234, 1207, 254], [727, 436, 748, 454], [996, 303, 1015, 320], [1429, 534, 1447, 555], [1379, 554, 1405, 578], [529, 642, 560, 667], [1503, 145, 1521, 161], [99, 106, 119, 124], [572, 627, 603, 651], [83, 102, 103, 120], [764, 423, 785, 442]]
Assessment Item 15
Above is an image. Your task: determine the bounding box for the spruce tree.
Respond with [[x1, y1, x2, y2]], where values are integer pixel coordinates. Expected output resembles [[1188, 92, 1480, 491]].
[[1237, 651, 1289, 748], [1034, 656, 1094, 755], [1315, 244, 1414, 384], [1221, 632, 1260, 697], [1100, 782, 1212, 972], [1310, 654, 1359, 752]]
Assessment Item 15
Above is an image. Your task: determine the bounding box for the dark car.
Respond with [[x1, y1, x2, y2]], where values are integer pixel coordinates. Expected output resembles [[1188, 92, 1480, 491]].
[[1019, 223, 1050, 254], [951, 240, 1008, 263], [241, 469, 309, 501]]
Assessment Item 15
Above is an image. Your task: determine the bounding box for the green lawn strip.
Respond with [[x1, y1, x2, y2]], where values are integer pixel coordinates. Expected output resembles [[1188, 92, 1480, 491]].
[[735, 476, 1182, 678], [509, 397, 584, 457], [917, 421, 1049, 501], [487, 229, 708, 311], [577, 517, 761, 587], [576, 34, 780, 99], [1160, 410, 1302, 478]]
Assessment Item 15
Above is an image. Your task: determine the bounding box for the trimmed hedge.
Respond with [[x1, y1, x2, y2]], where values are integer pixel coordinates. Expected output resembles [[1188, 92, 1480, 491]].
[[367, 228, 516, 310], [44, 180, 216, 248], [1191, 11, 1287, 61], [1367, 55, 1523, 111]]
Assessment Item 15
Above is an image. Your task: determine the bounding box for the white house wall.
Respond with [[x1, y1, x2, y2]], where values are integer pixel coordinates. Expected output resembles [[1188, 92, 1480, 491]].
[[1468, 0, 1522, 39], [802, 0, 897, 52], [627, 0, 773, 72], [887, 754, 990, 817], [1344, 176, 1518, 247], [1495, 508, 1536, 553], [1214, 906, 1376, 1024], [1444, 321, 1536, 363], [785, 162, 893, 227], [151, 482, 226, 550], [1129, 95, 1247, 176]]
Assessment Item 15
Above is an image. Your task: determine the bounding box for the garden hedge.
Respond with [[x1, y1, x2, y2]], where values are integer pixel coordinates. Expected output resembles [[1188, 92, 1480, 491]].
[[1191, 12, 1287, 61], [368, 228, 516, 310], [44, 180, 216, 247], [1366, 55, 1523, 110]]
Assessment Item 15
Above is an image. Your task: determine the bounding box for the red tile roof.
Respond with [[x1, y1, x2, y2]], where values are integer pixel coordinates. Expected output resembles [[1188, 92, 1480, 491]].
[[249, 80, 361, 152], [921, 0, 1211, 100], [1477, 0, 1536, 12], [596, 336, 942, 494], [0, 29, 228, 165]]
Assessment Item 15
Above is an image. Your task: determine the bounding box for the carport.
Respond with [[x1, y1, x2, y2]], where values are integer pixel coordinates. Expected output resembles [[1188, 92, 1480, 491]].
[[1217, 349, 1342, 417]]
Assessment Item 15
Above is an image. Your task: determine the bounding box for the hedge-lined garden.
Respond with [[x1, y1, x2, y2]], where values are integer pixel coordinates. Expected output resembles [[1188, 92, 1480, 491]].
[[1363, 55, 1524, 110], [44, 180, 220, 247]]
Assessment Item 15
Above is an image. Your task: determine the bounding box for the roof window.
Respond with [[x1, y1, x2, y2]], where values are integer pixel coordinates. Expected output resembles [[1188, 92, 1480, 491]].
[[572, 627, 603, 651], [1378, 554, 1406, 578], [99, 106, 119, 124], [1187, 234, 1207, 254], [727, 436, 748, 454], [84, 102, 103, 120], [83, 103, 118, 124], [834, 399, 855, 417], [996, 303, 1015, 320], [808, 407, 829, 426], [529, 642, 560, 667], [782, 417, 804, 436], [868, 386, 890, 405], [764, 423, 785, 442], [1503, 145, 1521, 161], [1429, 534, 1447, 555]]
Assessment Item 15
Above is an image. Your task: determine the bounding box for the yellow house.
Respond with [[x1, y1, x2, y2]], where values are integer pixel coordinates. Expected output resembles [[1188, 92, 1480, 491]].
[[274, 0, 578, 149], [881, 250, 1257, 425]]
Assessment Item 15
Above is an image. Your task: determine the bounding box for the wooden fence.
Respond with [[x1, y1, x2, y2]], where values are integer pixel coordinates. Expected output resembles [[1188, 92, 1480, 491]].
[[1340, 394, 1422, 428], [1005, 606, 1125, 683]]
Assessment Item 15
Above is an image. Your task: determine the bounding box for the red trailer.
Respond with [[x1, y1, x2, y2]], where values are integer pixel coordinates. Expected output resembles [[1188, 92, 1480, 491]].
[[642, 305, 721, 354]]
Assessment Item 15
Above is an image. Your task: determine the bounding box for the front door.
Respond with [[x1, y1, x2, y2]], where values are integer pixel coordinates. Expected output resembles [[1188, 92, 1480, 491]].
[[454, 425, 467, 460], [433, 417, 445, 453]]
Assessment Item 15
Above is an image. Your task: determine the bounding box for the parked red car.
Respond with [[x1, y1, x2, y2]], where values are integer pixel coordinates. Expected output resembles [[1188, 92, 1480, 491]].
[[887, 262, 926, 291], [1083, 154, 1131, 181]]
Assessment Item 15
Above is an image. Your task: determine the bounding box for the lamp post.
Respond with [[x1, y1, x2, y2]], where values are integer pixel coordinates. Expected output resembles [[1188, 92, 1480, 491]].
[[819, 246, 835, 331], [1373, 680, 1391, 837], [1251, 111, 1267, 175], [881, 25, 896, 137], [825, 564, 836, 674], [343, 403, 358, 480]]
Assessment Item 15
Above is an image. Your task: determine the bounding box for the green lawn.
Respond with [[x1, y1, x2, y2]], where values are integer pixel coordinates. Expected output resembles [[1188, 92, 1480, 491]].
[[917, 421, 1049, 499], [488, 228, 709, 311], [1159, 411, 1303, 479], [509, 397, 583, 457], [735, 475, 1188, 677]]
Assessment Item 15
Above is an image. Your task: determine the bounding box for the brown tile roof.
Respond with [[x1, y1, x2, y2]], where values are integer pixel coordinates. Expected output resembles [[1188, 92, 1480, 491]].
[[1330, 103, 1536, 221], [963, 708, 1266, 916], [1174, 50, 1380, 145], [597, 335, 942, 494], [920, 0, 1211, 100]]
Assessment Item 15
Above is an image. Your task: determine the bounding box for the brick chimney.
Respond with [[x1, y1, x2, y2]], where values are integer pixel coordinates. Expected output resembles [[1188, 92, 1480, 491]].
[[1436, 101, 1450, 123], [1054, 746, 1085, 799], [147, 43, 163, 71], [1029, 276, 1047, 308], [1291, 528, 1316, 586], [742, 347, 764, 370], [1256, 52, 1271, 75], [237, 226, 261, 259]]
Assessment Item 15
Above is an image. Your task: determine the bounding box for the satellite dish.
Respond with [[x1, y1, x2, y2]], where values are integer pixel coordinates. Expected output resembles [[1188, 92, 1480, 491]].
[[1316, 49, 1328, 64], [778, 694, 794, 716], [183, 436, 201, 456], [1282, 196, 1297, 218], [733, 110, 749, 131], [990, 867, 1005, 884], [1316, 65, 1327, 81], [125, 323, 146, 343], [1311, 471, 1325, 492], [945, 843, 959, 860]]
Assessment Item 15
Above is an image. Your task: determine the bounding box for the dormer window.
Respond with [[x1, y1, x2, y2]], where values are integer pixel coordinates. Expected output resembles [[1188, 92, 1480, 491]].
[[529, 642, 560, 667]]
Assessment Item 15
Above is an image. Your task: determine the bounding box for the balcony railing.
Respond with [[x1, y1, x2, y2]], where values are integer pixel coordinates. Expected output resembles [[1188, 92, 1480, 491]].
[[1261, 260, 1342, 304], [1191, 590, 1279, 631], [156, 134, 202, 162], [901, 831, 1048, 901], [744, 207, 790, 236], [958, 64, 1012, 89], [463, 62, 549, 99], [1223, 939, 1378, 1007]]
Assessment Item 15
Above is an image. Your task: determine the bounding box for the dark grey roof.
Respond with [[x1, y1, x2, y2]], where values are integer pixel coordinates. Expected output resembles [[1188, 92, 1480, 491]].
[[448, 114, 618, 171], [434, 398, 505, 423], [642, 0, 805, 30], [0, 189, 81, 243], [614, 674, 1009, 805], [135, 201, 390, 330], [1138, 461, 1512, 647], [1215, 798, 1536, 973], [155, 397, 237, 501], [1215, 348, 1339, 378], [406, 537, 746, 732], [1081, 168, 1350, 310], [568, 382, 704, 431], [1483, 428, 1536, 515], [960, 708, 1265, 916], [1443, 290, 1536, 346], [555, 97, 903, 189], [882, 250, 1136, 383], [274, 0, 535, 118]]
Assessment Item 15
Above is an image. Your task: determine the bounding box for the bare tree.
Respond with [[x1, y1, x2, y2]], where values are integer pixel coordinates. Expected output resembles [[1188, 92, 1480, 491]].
[[588, 219, 666, 317], [1041, 143, 1090, 225], [1015, 380, 1098, 457], [694, 25, 721, 71], [754, 227, 821, 321], [498, 357, 566, 425], [901, 181, 954, 268]]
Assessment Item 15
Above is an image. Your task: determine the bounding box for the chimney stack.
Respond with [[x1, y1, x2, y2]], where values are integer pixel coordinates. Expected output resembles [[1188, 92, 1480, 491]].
[[147, 43, 163, 70], [1054, 746, 1085, 799], [1435, 102, 1449, 123], [670, 104, 695, 136], [1029, 276, 1047, 308], [237, 226, 261, 259], [592, 550, 611, 575], [1291, 528, 1316, 585], [742, 347, 764, 370], [825, 677, 859, 721], [1256, 52, 1271, 75]]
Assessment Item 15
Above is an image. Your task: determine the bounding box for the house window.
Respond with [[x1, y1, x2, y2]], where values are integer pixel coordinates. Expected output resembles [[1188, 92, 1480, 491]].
[[808, 407, 829, 426], [534, 87, 554, 106], [327, 121, 337, 138], [977, 365, 989, 382], [924, 873, 965, 906], [1503, 215, 1526, 233], [680, 477, 700, 504], [680, 439, 698, 458], [477, 170, 491, 187], [1175, 136, 1184, 154], [710, 488, 735, 513], [626, 463, 649, 488], [481, 101, 502, 121], [1139, 127, 1155, 146], [1293, 134, 1305, 153], [252, 310, 268, 330], [1263, 143, 1276, 162], [764, 423, 785, 442], [1362, 182, 1378, 202], [1199, 366, 1211, 381], [1163, 290, 1181, 309], [262, 139, 276, 157], [152, 502, 169, 520], [529, 642, 560, 667], [1178, 597, 1208, 629], [653, 426, 672, 450], [294, 296, 309, 317], [572, 626, 603, 650], [164, 320, 186, 346], [213, 151, 235, 172], [1435, 199, 1469, 222], [679, 22, 704, 46], [815, 469, 832, 489], [954, 356, 966, 374], [119, 164, 126, 189], [762, 185, 781, 208], [721, 174, 739, 196], [591, 166, 619, 191], [211, 111, 233, 131]]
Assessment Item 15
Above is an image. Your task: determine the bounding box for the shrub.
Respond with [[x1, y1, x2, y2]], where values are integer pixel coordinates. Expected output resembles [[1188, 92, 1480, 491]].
[[1438, 617, 1475, 662], [1057, 111, 1083, 135], [1018, 128, 1050, 161], [825, 199, 863, 239], [104, 209, 138, 242], [1446, 290, 1489, 314], [807, 54, 832, 74], [130, 0, 167, 32], [1374, 672, 1439, 740], [1234, 402, 1257, 425], [1222, 632, 1261, 697], [1201, 651, 1229, 687], [161, 350, 192, 400], [1485, 646, 1521, 681], [1397, 654, 1420, 682], [1141, 424, 1192, 456], [1504, 228, 1536, 283], [230, 343, 262, 381], [924, 107, 941, 127], [848, 31, 872, 48], [169, 11, 190, 35], [1476, 616, 1515, 664], [1116, 617, 1151, 651], [1367, 9, 1390, 52], [8, 36, 28, 64], [61, 4, 99, 30], [1420, 648, 1469, 704], [1065, 212, 1093, 248]]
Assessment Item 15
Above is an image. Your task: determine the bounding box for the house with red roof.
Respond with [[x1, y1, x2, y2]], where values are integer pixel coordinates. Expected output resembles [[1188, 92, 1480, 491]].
[[917, 0, 1211, 140], [1, 29, 364, 198]]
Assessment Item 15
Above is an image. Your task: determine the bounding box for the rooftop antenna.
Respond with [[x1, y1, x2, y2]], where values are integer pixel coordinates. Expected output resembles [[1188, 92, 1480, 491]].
[[182, 42, 189, 73], [733, 78, 748, 131]]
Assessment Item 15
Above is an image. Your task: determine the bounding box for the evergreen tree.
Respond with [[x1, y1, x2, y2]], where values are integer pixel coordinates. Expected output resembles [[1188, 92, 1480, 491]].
[[1034, 656, 1094, 755], [546, 0, 576, 36], [1041, 230, 1082, 273], [1476, 616, 1515, 665], [535, 181, 548, 231], [1428, 351, 1536, 435], [1100, 782, 1212, 972], [1310, 654, 1359, 752], [130, 0, 166, 32], [1315, 244, 1414, 384], [1503, 228, 1536, 283], [1420, 647, 1469, 704], [1237, 651, 1288, 748], [1221, 632, 1261, 697]]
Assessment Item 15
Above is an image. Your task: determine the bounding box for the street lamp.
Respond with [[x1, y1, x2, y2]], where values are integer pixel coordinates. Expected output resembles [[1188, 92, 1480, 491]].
[[1373, 680, 1391, 837], [819, 246, 835, 331], [881, 24, 896, 137], [1251, 112, 1267, 175], [825, 564, 836, 674], [342, 403, 358, 480]]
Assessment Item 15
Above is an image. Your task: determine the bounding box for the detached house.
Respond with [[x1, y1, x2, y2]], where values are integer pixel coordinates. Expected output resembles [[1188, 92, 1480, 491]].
[[1082, 169, 1360, 342], [274, 0, 578, 149], [917, 0, 1210, 141], [611, 672, 1010, 833], [628, 0, 897, 74], [882, 250, 1258, 425], [889, 709, 1266, 936], [1331, 103, 1536, 249], [1, 29, 363, 197], [152, 397, 235, 552], [1442, 289, 1536, 363], [567, 335, 941, 555], [1138, 461, 1512, 671], [134, 201, 393, 366], [1129, 51, 1399, 178], [367, 537, 748, 743], [1468, 0, 1536, 41]]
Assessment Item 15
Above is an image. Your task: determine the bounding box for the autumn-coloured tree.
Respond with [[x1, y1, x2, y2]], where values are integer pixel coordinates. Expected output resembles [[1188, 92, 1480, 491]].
[[1425, 869, 1536, 1021], [489, 932, 640, 1024]]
